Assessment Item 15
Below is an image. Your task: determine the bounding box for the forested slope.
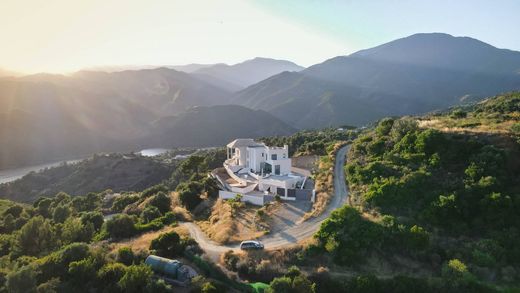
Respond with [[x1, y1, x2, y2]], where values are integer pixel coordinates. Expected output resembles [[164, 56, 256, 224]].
[[313, 92, 520, 291]]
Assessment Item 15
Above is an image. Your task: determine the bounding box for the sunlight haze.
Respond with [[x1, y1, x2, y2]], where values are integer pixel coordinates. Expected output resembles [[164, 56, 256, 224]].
[[1, 0, 519, 73]]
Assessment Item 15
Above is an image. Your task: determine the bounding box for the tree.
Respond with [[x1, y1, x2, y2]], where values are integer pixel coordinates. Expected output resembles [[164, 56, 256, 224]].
[[177, 182, 203, 210], [140, 206, 162, 223], [36, 198, 53, 218], [6, 266, 38, 293], [118, 264, 152, 293], [149, 231, 185, 258], [141, 184, 168, 198], [61, 217, 94, 244], [390, 119, 418, 142], [149, 192, 171, 214], [292, 275, 316, 293], [202, 177, 220, 198], [3, 205, 24, 217], [68, 257, 97, 284], [52, 205, 71, 223], [80, 211, 104, 231], [267, 267, 316, 293], [16, 216, 55, 256], [267, 276, 292, 293], [36, 277, 61, 293], [97, 263, 127, 291], [106, 214, 137, 239], [376, 118, 395, 136]]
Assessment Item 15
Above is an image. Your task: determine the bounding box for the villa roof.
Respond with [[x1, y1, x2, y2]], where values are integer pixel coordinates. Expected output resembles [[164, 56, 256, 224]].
[[226, 138, 264, 148]]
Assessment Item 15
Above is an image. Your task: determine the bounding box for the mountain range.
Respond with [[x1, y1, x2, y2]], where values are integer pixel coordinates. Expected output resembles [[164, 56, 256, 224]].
[[1, 33, 520, 168], [192, 57, 304, 91], [233, 33, 520, 128], [0, 64, 295, 168]]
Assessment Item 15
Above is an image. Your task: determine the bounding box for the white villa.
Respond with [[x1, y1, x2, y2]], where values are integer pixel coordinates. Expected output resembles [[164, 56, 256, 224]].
[[212, 139, 309, 205]]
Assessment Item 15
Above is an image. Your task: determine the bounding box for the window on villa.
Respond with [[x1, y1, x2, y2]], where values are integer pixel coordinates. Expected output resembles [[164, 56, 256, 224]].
[[271, 154, 277, 160], [283, 154, 286, 158]]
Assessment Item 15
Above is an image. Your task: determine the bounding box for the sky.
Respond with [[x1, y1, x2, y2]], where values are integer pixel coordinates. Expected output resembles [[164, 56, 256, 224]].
[[1, 0, 519, 73]]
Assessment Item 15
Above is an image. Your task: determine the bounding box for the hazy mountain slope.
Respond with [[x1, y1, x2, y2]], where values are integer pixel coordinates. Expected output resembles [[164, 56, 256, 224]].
[[0, 68, 235, 168], [0, 68, 20, 77], [169, 63, 214, 73], [193, 57, 304, 91], [232, 72, 388, 128], [234, 33, 520, 128], [146, 105, 297, 147], [84, 63, 214, 73]]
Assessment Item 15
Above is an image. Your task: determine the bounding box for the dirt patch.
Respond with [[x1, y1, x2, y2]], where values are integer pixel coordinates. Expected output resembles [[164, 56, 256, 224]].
[[292, 155, 319, 172], [198, 199, 270, 244]]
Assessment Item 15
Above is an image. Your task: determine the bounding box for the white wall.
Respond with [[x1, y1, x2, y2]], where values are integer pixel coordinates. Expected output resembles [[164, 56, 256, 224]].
[[246, 147, 264, 173], [219, 190, 265, 206]]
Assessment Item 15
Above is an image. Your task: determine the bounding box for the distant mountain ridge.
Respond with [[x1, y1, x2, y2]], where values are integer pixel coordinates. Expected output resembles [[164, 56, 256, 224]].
[[193, 57, 304, 91], [0, 68, 293, 169], [234, 33, 520, 128]]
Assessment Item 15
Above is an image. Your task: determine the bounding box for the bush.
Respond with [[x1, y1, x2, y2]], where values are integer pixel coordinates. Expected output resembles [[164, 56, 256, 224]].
[[141, 184, 168, 198], [149, 192, 171, 214], [149, 231, 185, 258], [16, 216, 56, 256], [112, 195, 140, 213], [117, 247, 135, 266], [97, 263, 127, 290], [177, 182, 203, 210], [105, 214, 137, 239], [80, 211, 104, 231], [145, 278, 172, 293], [223, 250, 239, 271], [442, 259, 470, 280], [118, 264, 153, 293], [68, 257, 97, 284], [451, 109, 467, 119], [6, 266, 38, 293], [140, 206, 162, 223], [61, 217, 95, 245]]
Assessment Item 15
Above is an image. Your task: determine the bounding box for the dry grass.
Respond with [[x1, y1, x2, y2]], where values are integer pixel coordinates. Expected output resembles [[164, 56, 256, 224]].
[[418, 115, 518, 135], [198, 199, 269, 244], [110, 225, 177, 253]]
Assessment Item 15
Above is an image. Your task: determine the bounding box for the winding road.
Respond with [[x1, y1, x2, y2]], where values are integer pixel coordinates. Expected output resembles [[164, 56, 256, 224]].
[[181, 145, 350, 258]]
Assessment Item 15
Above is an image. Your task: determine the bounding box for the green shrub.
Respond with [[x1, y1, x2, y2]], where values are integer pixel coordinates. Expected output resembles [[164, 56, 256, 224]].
[[149, 231, 185, 258], [117, 247, 135, 266], [118, 264, 153, 293], [105, 214, 137, 239], [149, 192, 171, 214]]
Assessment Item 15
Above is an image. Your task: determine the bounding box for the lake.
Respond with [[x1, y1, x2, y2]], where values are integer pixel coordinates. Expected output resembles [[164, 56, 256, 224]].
[[139, 148, 171, 157]]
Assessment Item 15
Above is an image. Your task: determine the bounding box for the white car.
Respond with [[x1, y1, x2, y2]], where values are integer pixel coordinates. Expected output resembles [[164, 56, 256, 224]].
[[240, 240, 264, 250]]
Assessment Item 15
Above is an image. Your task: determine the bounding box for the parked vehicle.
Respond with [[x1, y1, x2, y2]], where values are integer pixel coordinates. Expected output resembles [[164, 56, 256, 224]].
[[240, 240, 264, 250]]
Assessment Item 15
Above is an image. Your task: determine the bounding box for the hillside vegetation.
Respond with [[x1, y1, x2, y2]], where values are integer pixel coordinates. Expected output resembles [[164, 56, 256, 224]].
[[0, 153, 177, 203], [312, 93, 520, 291]]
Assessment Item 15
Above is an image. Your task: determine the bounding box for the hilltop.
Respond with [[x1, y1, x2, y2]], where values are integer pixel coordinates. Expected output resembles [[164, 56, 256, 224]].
[[234, 33, 520, 128]]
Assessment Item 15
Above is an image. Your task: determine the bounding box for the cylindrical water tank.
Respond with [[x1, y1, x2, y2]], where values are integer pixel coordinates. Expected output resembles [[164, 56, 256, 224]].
[[145, 255, 182, 278]]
